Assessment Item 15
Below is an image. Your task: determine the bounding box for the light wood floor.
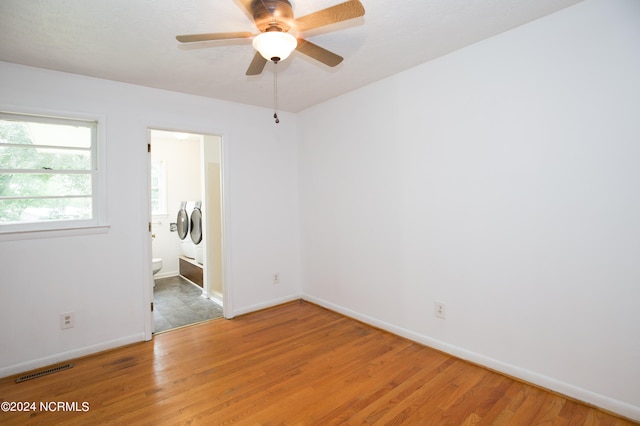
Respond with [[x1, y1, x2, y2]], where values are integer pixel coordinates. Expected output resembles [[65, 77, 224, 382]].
[[0, 301, 635, 425]]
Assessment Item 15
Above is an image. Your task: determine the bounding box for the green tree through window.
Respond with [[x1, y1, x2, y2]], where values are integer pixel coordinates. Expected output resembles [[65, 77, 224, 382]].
[[0, 113, 96, 227]]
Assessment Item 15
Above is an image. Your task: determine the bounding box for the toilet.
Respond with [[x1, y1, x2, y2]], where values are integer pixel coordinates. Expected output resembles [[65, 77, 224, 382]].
[[152, 258, 163, 276]]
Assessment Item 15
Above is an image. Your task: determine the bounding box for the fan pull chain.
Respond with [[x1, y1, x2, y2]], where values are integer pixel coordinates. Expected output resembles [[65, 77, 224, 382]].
[[273, 60, 280, 124]]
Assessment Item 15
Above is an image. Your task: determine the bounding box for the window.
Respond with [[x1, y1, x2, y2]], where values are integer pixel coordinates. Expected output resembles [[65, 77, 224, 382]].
[[150, 159, 167, 216], [0, 112, 103, 234]]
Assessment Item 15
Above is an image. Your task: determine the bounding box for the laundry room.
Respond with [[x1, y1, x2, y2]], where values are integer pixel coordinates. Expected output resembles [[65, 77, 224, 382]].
[[149, 129, 224, 309]]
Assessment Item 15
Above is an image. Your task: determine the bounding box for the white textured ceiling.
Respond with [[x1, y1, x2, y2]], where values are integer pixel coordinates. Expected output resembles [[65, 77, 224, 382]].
[[0, 0, 582, 112]]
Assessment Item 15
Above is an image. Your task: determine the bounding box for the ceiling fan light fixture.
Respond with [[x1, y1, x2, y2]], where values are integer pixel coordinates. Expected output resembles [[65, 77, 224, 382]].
[[253, 31, 297, 62]]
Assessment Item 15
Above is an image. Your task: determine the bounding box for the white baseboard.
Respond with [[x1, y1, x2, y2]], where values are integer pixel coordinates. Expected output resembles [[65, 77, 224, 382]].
[[207, 290, 223, 307], [230, 294, 301, 318], [0, 333, 145, 379], [153, 270, 178, 280], [302, 294, 640, 423]]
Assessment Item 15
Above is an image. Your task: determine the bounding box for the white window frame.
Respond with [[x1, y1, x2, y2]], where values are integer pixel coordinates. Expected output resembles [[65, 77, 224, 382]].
[[0, 110, 108, 240], [150, 159, 168, 216]]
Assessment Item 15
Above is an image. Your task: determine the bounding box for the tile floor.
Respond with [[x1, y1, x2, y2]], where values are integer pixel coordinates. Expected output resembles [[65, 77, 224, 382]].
[[153, 275, 223, 333]]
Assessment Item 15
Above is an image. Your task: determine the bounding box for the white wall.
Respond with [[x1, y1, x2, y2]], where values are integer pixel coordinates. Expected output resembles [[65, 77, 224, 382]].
[[0, 61, 301, 376], [1, 0, 638, 420], [298, 0, 640, 420]]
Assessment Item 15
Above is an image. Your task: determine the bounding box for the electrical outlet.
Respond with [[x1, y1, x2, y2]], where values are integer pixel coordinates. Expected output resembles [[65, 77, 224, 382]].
[[272, 273, 280, 285], [60, 312, 75, 329], [434, 301, 446, 319]]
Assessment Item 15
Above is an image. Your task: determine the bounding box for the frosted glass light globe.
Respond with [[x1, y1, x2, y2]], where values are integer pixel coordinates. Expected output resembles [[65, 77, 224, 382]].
[[253, 32, 297, 62]]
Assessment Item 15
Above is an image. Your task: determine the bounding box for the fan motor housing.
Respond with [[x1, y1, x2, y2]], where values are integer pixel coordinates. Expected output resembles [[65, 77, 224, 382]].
[[252, 0, 294, 32]]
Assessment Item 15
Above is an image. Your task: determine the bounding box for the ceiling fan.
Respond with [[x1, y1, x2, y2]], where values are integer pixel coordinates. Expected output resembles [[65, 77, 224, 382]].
[[176, 0, 366, 76]]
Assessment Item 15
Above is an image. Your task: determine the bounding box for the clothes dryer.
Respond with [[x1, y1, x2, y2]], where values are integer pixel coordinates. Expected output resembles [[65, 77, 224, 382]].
[[191, 201, 204, 265], [177, 201, 196, 259]]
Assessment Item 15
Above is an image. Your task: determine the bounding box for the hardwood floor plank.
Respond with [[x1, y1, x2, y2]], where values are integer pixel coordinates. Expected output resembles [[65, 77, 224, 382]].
[[473, 377, 528, 425], [0, 301, 636, 425], [317, 344, 447, 425], [196, 324, 399, 423], [507, 385, 555, 424], [261, 342, 427, 424], [374, 360, 483, 423], [458, 368, 515, 423], [342, 355, 457, 424], [530, 393, 568, 425]]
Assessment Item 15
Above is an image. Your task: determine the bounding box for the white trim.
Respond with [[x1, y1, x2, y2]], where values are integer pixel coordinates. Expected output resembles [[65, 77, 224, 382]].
[[231, 295, 301, 318], [302, 293, 640, 423], [0, 111, 95, 128], [0, 333, 145, 379], [150, 159, 168, 216], [219, 134, 233, 320], [208, 290, 224, 307], [153, 271, 177, 280], [0, 107, 108, 233], [0, 225, 110, 241], [142, 126, 154, 340], [143, 122, 233, 327]]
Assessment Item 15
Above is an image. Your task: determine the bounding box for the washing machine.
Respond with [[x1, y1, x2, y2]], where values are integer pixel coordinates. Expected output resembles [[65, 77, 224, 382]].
[[176, 201, 196, 259], [191, 201, 205, 265]]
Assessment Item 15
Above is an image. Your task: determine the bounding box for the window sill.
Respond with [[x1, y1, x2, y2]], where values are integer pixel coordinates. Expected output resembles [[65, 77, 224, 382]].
[[0, 225, 111, 242]]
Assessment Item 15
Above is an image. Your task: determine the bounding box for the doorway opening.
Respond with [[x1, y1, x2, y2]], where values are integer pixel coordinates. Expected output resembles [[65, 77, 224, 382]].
[[148, 129, 224, 333]]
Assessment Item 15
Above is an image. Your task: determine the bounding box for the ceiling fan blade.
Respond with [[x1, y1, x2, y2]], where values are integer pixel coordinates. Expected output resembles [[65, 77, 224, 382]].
[[176, 32, 253, 43], [246, 51, 268, 75], [237, 0, 253, 16], [294, 0, 365, 33], [296, 39, 343, 67]]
